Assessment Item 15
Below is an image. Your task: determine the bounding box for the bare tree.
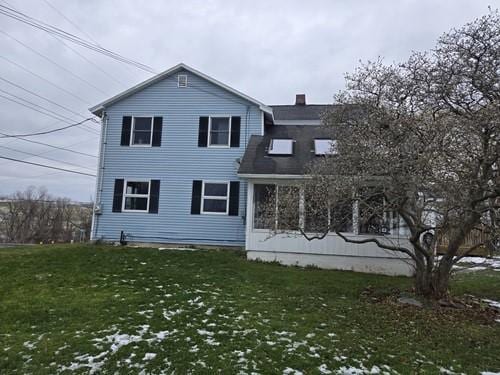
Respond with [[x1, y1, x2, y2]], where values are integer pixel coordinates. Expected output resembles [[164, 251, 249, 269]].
[[264, 11, 500, 299], [0, 186, 92, 244]]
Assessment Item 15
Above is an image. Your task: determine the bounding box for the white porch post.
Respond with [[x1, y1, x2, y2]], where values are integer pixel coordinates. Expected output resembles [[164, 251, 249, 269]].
[[353, 200, 359, 235], [245, 181, 254, 251], [298, 187, 305, 230]]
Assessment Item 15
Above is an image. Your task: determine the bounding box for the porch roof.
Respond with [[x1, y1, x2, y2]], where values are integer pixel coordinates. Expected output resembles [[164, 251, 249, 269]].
[[237, 125, 332, 177]]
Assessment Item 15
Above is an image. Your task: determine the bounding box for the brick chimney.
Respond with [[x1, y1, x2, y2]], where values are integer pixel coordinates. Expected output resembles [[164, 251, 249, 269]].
[[295, 94, 306, 105]]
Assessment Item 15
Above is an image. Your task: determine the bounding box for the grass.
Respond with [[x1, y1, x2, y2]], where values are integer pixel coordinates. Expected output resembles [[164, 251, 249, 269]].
[[0, 244, 499, 374]]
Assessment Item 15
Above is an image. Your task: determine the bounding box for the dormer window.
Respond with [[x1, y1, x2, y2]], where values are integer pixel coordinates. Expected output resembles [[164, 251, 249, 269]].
[[268, 139, 294, 155], [314, 139, 337, 155], [178, 74, 188, 87]]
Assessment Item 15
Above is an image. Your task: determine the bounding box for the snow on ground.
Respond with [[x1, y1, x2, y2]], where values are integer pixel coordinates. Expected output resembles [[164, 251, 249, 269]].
[[483, 299, 500, 309], [11, 253, 494, 374], [454, 256, 500, 272]]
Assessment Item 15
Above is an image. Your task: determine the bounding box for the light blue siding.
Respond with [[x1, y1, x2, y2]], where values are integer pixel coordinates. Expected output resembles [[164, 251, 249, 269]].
[[93, 69, 262, 246]]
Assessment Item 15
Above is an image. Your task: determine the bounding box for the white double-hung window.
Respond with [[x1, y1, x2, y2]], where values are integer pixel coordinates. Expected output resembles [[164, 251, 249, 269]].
[[123, 180, 150, 212], [201, 181, 229, 214], [208, 117, 230, 147], [131, 117, 153, 146]]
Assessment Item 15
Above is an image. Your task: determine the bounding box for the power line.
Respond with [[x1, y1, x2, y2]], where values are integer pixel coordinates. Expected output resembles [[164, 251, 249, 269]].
[[49, 33, 126, 88], [0, 76, 91, 119], [0, 144, 95, 171], [0, 77, 100, 135], [0, 4, 157, 74], [0, 117, 95, 138], [0, 91, 77, 123], [0, 28, 110, 96], [40, 0, 126, 86], [0, 55, 91, 105], [42, 0, 100, 46], [0, 90, 99, 135], [0, 154, 96, 177], [0, 132, 97, 158]]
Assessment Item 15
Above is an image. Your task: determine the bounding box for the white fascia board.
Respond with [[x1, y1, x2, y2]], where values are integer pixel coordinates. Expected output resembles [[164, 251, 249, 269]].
[[273, 120, 322, 125], [89, 63, 272, 116], [237, 173, 310, 180]]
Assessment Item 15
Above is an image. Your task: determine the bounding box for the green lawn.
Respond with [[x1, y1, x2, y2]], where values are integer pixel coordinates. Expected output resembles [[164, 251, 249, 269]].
[[0, 245, 499, 374]]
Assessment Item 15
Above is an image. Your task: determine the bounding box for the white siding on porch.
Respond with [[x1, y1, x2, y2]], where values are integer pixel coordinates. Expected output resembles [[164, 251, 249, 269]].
[[244, 181, 415, 276]]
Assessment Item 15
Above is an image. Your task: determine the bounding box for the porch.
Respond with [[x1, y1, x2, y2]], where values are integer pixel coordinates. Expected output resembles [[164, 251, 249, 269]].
[[243, 180, 415, 276]]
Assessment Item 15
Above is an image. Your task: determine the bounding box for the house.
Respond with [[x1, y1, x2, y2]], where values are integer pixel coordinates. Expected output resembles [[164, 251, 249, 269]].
[[90, 63, 414, 276]]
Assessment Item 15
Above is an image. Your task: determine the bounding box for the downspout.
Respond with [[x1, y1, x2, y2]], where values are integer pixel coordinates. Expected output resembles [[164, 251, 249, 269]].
[[90, 111, 108, 240]]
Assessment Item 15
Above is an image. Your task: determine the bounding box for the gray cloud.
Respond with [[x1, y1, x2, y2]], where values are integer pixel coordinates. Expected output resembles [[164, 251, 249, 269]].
[[0, 0, 493, 200]]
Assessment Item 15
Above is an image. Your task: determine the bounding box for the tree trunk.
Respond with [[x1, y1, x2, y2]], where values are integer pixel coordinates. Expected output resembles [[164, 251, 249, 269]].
[[414, 259, 451, 299]]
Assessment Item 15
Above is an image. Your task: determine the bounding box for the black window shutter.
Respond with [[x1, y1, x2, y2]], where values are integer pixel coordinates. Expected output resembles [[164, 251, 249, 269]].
[[149, 180, 160, 213], [191, 180, 202, 214], [112, 179, 124, 212], [152, 117, 163, 147], [228, 181, 240, 216], [120, 117, 132, 146], [198, 117, 208, 147], [230, 116, 241, 147]]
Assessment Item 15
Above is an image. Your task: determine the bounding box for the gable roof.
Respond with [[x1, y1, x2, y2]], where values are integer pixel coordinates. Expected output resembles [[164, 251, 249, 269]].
[[270, 104, 335, 122], [89, 63, 272, 116]]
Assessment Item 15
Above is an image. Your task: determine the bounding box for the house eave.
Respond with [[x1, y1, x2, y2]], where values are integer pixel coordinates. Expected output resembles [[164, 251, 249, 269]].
[[89, 63, 272, 116], [237, 173, 310, 180]]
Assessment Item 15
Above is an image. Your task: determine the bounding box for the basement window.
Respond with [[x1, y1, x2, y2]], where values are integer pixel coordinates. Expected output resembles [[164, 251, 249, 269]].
[[268, 139, 294, 155], [314, 139, 337, 155]]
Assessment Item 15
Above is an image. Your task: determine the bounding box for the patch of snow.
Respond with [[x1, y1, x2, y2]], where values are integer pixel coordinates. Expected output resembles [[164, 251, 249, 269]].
[[319, 364, 332, 374], [336, 366, 365, 375], [162, 308, 183, 320], [283, 368, 304, 375], [143, 353, 156, 361], [483, 299, 500, 309], [197, 329, 214, 336], [456, 256, 500, 270]]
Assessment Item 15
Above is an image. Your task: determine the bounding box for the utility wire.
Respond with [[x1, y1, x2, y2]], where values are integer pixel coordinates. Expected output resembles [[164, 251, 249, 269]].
[[0, 76, 92, 119], [0, 28, 109, 95], [42, 0, 100, 46], [0, 77, 100, 135], [0, 5, 157, 74], [0, 55, 91, 105], [0, 155, 96, 177], [48, 33, 126, 87], [0, 118, 95, 138], [0, 132, 97, 158], [0, 144, 95, 171], [0, 90, 99, 135]]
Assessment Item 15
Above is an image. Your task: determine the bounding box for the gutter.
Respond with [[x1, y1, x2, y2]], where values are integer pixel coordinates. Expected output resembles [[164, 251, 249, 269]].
[[237, 173, 310, 180]]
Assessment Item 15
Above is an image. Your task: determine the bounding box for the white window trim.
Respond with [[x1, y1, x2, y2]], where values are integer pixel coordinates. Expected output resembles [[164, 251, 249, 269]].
[[314, 138, 337, 156], [208, 116, 231, 148], [130, 116, 154, 147], [122, 179, 151, 213], [178, 74, 188, 88], [268, 139, 295, 155], [201, 180, 230, 215]]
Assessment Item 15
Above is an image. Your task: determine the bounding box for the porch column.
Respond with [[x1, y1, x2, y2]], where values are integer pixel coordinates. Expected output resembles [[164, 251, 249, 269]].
[[245, 181, 254, 251]]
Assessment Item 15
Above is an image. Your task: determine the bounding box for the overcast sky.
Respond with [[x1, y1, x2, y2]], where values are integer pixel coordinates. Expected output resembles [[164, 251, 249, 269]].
[[0, 0, 494, 201]]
